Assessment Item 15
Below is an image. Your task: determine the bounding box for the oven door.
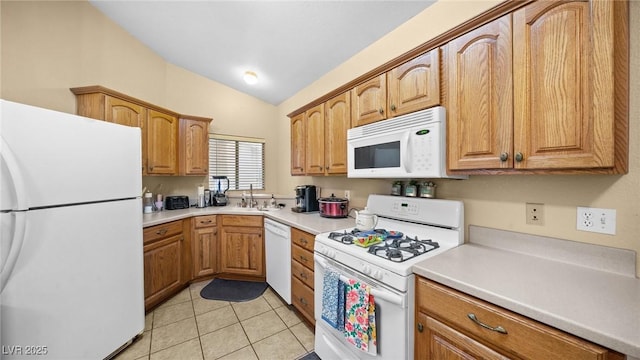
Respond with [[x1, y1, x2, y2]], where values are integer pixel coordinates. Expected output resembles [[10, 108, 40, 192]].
[[314, 252, 413, 360], [347, 128, 409, 178]]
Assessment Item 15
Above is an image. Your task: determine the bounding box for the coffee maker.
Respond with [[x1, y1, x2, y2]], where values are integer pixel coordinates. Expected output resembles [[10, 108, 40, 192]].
[[292, 185, 319, 213]]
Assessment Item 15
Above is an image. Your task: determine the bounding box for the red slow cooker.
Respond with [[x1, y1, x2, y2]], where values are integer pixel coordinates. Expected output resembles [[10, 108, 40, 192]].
[[319, 194, 349, 218]]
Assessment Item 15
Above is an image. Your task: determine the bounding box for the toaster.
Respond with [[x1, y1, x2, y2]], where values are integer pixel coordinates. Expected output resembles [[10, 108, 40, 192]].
[[165, 196, 190, 210]]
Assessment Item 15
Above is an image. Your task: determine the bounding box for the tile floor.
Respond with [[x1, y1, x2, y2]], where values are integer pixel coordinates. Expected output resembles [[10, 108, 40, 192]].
[[115, 280, 315, 360]]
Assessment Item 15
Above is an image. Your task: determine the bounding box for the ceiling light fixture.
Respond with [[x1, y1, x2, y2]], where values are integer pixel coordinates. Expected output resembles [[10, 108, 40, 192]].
[[243, 71, 258, 85]]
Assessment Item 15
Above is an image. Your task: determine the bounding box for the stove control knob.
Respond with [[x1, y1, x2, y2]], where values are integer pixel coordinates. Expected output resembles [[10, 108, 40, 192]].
[[362, 265, 372, 275], [372, 270, 383, 280]]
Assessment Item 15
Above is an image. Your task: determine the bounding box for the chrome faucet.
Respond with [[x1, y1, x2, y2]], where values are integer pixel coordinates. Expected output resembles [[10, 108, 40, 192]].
[[249, 184, 257, 208]]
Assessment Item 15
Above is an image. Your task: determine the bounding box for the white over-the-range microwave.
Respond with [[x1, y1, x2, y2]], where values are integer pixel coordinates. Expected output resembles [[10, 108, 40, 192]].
[[347, 106, 467, 179]]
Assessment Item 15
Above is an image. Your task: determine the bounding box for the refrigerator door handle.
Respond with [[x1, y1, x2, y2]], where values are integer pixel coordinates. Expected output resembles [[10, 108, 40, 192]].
[[1, 212, 26, 293], [1, 137, 28, 210], [1, 138, 29, 293]]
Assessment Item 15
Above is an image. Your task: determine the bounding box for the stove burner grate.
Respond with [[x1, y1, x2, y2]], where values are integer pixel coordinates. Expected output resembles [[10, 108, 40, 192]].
[[367, 237, 440, 262]]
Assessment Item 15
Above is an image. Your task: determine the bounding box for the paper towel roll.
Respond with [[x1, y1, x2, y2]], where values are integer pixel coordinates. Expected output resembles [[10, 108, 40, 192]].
[[197, 185, 205, 195]]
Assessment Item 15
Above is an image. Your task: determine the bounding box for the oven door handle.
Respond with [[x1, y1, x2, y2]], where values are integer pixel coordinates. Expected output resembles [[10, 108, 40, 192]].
[[315, 256, 406, 307]]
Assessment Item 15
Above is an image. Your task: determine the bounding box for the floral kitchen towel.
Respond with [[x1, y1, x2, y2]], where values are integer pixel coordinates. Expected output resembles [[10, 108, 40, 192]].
[[367, 293, 377, 354], [344, 279, 377, 354], [321, 268, 340, 329]]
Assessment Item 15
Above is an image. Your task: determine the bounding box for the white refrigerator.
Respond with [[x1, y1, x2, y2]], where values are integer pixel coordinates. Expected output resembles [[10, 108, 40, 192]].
[[0, 100, 145, 359]]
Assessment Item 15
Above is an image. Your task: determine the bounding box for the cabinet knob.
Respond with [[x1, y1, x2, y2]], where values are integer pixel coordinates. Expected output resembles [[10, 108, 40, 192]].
[[300, 297, 308, 306], [390, 104, 396, 111], [515, 152, 524, 162], [417, 322, 424, 333], [378, 108, 384, 114], [499, 152, 509, 161]]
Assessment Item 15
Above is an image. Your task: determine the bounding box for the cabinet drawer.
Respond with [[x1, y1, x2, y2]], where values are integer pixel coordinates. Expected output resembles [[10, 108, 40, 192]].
[[416, 278, 616, 360], [143, 220, 183, 244], [292, 259, 314, 289], [291, 227, 315, 252], [221, 215, 262, 227], [292, 244, 314, 271], [292, 276, 315, 325], [194, 215, 217, 228]]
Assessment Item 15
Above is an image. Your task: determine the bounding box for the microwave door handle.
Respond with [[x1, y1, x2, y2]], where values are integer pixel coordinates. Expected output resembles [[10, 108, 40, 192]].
[[401, 132, 412, 173]]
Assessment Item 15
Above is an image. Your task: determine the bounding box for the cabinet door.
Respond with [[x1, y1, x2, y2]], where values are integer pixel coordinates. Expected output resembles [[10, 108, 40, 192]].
[[304, 104, 325, 175], [416, 312, 510, 360], [324, 92, 350, 174], [193, 225, 217, 278], [388, 49, 440, 117], [104, 96, 147, 174], [513, 1, 616, 169], [143, 234, 183, 308], [447, 15, 513, 170], [351, 74, 387, 127], [179, 117, 210, 175], [291, 113, 306, 175], [146, 109, 178, 175], [220, 226, 264, 277]]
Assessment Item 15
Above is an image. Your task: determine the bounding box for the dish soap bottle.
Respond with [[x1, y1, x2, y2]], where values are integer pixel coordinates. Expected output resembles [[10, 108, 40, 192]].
[[270, 194, 277, 208]]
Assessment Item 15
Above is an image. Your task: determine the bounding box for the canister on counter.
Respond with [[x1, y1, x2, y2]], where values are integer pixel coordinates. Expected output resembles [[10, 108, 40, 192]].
[[404, 181, 418, 197], [391, 181, 403, 196], [419, 181, 436, 198]]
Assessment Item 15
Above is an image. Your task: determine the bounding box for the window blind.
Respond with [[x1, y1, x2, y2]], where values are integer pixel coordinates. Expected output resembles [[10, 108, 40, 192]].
[[209, 135, 264, 191]]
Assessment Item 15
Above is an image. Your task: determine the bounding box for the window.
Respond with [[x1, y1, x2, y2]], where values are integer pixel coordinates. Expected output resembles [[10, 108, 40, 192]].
[[209, 134, 265, 191]]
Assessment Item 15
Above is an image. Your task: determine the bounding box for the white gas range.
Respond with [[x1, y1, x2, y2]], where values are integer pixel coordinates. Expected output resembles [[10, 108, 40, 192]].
[[313, 194, 464, 360]]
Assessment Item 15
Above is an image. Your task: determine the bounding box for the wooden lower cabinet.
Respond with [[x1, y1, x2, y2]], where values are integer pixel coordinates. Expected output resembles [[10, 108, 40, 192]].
[[415, 277, 623, 360], [291, 227, 316, 326], [143, 220, 186, 309], [219, 215, 264, 279], [192, 215, 217, 278]]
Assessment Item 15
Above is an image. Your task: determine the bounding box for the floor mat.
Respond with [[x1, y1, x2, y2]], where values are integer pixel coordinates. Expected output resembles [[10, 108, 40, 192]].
[[200, 278, 268, 302]]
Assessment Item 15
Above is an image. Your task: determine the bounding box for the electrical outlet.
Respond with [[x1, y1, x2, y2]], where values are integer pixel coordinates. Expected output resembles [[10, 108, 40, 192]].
[[526, 203, 544, 225], [577, 207, 616, 235], [344, 190, 351, 200]]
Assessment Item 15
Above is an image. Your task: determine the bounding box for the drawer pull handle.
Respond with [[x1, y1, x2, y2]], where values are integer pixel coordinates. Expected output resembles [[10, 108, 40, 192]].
[[200, 220, 212, 224], [467, 313, 508, 334], [300, 238, 308, 245], [299, 255, 308, 262], [299, 297, 308, 306], [300, 272, 308, 279], [156, 228, 168, 236]]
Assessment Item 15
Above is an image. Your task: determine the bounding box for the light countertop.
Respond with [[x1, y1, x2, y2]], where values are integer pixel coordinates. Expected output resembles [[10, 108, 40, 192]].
[[413, 225, 640, 358], [143, 206, 355, 235]]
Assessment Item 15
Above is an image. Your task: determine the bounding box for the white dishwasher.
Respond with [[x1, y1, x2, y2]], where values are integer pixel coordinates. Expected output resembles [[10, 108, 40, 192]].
[[264, 218, 291, 304]]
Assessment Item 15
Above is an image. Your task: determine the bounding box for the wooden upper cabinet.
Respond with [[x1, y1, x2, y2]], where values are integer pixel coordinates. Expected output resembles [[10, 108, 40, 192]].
[[105, 97, 146, 128], [179, 116, 211, 176], [447, 15, 513, 171], [324, 92, 350, 174], [351, 74, 387, 127], [291, 113, 306, 176], [388, 49, 440, 117], [305, 104, 325, 175], [513, 0, 626, 171], [147, 109, 178, 175]]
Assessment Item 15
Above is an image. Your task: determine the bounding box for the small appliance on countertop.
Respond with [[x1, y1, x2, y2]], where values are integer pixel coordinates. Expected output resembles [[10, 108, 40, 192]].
[[292, 185, 319, 213], [165, 195, 190, 210], [318, 193, 348, 218], [211, 176, 230, 206]]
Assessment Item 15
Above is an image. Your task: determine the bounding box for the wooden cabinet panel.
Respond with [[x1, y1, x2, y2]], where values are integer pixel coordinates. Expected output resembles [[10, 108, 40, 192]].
[[143, 221, 183, 244], [146, 109, 178, 175], [416, 312, 510, 360], [305, 104, 325, 175], [447, 15, 513, 171], [324, 92, 350, 174], [179, 116, 211, 176], [290, 113, 306, 175], [292, 244, 314, 271], [105, 96, 146, 128], [143, 233, 183, 309], [192, 215, 217, 278], [351, 74, 387, 127], [220, 225, 264, 277], [416, 278, 621, 360], [291, 227, 315, 252], [291, 259, 314, 289], [388, 49, 440, 117], [221, 215, 262, 227], [513, 0, 618, 170], [292, 276, 315, 326]]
